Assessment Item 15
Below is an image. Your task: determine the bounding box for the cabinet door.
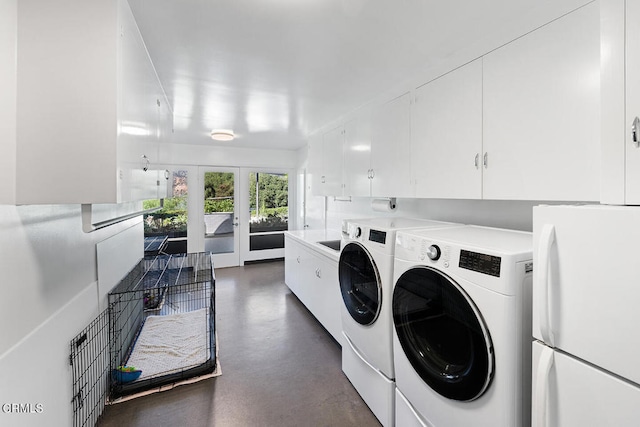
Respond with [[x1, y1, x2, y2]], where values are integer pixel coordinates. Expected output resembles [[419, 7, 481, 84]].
[[371, 92, 413, 197], [155, 96, 172, 199], [284, 237, 302, 296], [307, 133, 324, 196], [118, 1, 161, 202], [343, 114, 372, 197], [321, 125, 345, 196], [412, 59, 483, 199], [626, 0, 640, 203], [314, 255, 341, 343], [483, 3, 600, 201]]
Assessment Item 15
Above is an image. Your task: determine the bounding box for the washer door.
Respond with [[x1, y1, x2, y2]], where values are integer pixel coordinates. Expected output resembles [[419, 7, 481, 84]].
[[392, 266, 494, 401], [339, 242, 382, 326]]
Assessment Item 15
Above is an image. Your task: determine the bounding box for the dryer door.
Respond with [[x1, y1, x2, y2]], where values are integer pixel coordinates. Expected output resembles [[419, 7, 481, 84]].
[[339, 242, 382, 326], [392, 266, 493, 401]]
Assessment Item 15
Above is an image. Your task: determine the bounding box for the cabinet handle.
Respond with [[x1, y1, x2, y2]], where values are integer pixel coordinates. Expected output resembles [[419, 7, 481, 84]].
[[141, 154, 150, 172], [474, 153, 479, 169], [321, 175, 326, 184], [370, 169, 375, 179], [483, 152, 488, 168], [316, 268, 322, 278], [296, 256, 300, 263], [633, 117, 640, 147]]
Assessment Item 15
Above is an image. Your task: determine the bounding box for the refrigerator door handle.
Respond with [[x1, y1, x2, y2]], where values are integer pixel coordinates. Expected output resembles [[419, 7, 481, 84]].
[[537, 224, 556, 346], [534, 345, 555, 427]]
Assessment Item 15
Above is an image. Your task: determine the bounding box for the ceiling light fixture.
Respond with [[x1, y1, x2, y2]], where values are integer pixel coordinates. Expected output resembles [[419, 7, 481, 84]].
[[210, 129, 235, 141]]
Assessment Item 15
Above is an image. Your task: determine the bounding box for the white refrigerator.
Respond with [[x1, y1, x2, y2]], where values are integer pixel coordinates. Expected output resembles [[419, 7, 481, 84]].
[[532, 205, 640, 426]]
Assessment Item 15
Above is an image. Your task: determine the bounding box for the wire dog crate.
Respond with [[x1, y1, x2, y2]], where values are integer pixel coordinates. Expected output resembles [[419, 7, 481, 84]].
[[70, 309, 110, 427], [108, 252, 216, 399]]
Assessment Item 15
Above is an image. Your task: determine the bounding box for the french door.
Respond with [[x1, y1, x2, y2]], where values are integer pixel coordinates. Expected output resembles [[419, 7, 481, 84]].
[[240, 169, 290, 263], [200, 167, 240, 267]]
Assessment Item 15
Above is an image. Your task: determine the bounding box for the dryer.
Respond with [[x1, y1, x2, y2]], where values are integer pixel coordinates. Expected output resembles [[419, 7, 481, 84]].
[[392, 226, 533, 427], [339, 217, 460, 427]]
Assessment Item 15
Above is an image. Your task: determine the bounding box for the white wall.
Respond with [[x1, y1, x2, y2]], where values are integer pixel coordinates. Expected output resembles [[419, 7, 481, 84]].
[[1, 6, 141, 425], [0, 204, 143, 427], [307, 194, 574, 234], [160, 142, 298, 169], [417, 199, 553, 232]]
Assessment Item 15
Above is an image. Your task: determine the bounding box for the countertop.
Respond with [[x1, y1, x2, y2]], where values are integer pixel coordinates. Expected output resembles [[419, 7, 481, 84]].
[[284, 229, 343, 262]]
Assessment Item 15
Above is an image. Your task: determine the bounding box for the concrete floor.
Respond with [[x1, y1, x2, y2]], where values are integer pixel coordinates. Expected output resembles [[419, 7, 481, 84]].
[[99, 260, 380, 427]]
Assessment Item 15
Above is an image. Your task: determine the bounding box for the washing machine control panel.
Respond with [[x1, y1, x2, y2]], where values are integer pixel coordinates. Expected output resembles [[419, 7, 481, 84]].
[[347, 224, 363, 239], [459, 250, 501, 277], [420, 240, 450, 267], [426, 245, 441, 260]]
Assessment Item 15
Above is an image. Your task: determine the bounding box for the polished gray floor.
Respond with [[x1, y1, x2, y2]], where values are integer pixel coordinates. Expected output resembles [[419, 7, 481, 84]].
[[99, 261, 380, 427]]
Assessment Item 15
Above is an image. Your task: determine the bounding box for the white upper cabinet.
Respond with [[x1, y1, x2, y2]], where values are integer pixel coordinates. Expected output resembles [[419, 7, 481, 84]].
[[412, 59, 483, 199], [8, 0, 171, 205], [343, 113, 372, 197], [309, 111, 372, 197], [370, 92, 413, 198], [321, 125, 346, 196], [482, 2, 600, 201], [623, 0, 640, 204], [307, 133, 324, 195], [308, 126, 345, 197], [601, 0, 640, 204]]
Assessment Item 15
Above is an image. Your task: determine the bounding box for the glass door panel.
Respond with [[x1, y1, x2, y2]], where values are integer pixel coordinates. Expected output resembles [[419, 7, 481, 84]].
[[202, 167, 239, 267], [392, 266, 493, 401], [244, 171, 289, 262], [142, 169, 188, 257], [339, 242, 381, 325]]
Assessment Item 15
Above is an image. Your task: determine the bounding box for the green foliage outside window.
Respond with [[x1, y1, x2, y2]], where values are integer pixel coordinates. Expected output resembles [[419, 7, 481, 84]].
[[204, 172, 235, 213], [249, 173, 288, 233], [144, 171, 188, 236]]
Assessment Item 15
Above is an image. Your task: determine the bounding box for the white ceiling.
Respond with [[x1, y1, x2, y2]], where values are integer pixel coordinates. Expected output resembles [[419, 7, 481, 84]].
[[129, 0, 590, 151]]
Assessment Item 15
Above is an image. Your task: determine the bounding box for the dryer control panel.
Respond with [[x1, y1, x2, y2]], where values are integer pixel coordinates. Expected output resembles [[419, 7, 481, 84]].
[[459, 250, 501, 277], [369, 229, 386, 244]]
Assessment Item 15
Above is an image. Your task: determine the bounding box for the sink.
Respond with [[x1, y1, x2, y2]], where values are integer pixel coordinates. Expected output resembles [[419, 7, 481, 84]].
[[317, 240, 341, 251]]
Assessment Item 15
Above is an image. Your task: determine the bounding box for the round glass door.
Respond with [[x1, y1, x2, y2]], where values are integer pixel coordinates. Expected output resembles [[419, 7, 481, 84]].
[[392, 266, 493, 401], [339, 242, 382, 326]]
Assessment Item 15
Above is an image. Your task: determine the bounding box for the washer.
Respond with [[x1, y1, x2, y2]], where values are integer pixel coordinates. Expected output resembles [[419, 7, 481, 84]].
[[392, 226, 533, 427], [339, 217, 460, 427]]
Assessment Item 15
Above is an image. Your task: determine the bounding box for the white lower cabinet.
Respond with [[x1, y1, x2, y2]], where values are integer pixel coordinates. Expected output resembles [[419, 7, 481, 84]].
[[284, 236, 341, 343]]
